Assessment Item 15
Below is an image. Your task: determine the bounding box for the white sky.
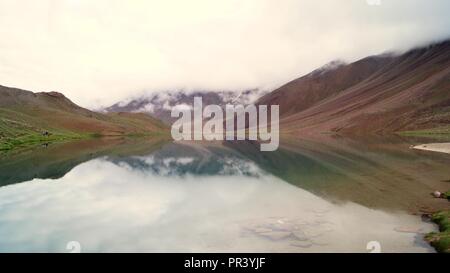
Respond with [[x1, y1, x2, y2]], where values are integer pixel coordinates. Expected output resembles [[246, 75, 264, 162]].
[[0, 0, 449, 108]]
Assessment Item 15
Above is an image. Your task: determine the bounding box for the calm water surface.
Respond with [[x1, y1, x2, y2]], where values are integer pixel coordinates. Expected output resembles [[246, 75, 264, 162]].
[[0, 136, 449, 252]]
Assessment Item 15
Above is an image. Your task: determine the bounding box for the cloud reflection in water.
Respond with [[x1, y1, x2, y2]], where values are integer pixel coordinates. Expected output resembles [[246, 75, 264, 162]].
[[0, 145, 436, 253]]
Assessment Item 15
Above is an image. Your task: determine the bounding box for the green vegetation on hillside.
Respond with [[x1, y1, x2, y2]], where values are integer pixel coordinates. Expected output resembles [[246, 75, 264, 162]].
[[0, 116, 93, 152]]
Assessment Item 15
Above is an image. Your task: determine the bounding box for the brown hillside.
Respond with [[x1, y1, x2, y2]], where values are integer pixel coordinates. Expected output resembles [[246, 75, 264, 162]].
[[0, 85, 167, 137], [257, 40, 450, 135]]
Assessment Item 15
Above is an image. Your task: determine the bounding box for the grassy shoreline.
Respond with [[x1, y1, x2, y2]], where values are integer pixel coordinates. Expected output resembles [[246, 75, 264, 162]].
[[0, 130, 170, 153], [0, 132, 97, 152], [398, 126, 450, 141], [425, 210, 450, 253]]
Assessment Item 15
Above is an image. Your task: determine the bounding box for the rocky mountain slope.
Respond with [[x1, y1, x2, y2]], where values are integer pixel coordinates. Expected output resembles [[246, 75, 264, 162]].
[[105, 89, 264, 124], [258, 39, 450, 135]]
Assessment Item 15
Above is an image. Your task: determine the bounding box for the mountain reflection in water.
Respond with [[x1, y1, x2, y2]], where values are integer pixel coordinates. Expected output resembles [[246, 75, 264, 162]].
[[0, 136, 448, 252]]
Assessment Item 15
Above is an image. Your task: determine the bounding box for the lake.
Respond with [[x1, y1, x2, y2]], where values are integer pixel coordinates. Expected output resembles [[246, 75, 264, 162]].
[[0, 135, 449, 252]]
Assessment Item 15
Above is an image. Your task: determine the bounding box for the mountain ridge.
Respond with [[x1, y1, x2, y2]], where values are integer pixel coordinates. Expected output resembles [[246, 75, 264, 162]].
[[105, 89, 264, 125], [0, 85, 168, 151], [257, 39, 450, 135], [2, 38, 449, 151]]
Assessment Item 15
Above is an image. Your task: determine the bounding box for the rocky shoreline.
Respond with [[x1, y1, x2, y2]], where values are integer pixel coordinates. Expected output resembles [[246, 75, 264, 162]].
[[424, 190, 450, 253]]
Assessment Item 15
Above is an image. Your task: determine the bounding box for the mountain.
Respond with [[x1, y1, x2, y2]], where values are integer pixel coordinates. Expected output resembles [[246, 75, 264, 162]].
[[258, 39, 450, 135], [105, 89, 264, 124], [0, 85, 168, 151]]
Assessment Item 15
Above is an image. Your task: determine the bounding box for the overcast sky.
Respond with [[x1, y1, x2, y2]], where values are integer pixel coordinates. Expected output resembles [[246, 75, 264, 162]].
[[0, 0, 449, 108]]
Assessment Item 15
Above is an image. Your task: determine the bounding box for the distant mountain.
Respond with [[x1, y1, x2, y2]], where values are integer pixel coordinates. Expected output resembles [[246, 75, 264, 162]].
[[105, 89, 264, 124], [258, 39, 450, 135], [0, 85, 167, 151]]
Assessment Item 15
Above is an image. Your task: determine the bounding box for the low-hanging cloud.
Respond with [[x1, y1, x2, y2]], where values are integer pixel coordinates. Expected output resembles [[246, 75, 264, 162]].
[[0, 0, 449, 108]]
